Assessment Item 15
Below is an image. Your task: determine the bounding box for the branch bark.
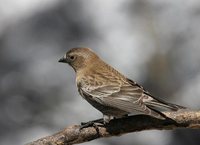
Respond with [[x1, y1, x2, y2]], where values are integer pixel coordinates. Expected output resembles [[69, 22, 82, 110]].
[[26, 110, 200, 145]]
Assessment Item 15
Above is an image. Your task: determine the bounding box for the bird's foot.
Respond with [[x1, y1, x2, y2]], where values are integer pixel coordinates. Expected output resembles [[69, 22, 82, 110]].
[[80, 118, 104, 130]]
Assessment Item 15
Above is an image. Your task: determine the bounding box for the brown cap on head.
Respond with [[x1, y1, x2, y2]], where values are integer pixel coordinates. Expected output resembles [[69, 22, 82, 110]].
[[59, 47, 99, 72]]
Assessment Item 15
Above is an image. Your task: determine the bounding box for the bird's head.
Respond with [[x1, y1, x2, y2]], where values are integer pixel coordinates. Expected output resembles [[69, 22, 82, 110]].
[[59, 47, 98, 72]]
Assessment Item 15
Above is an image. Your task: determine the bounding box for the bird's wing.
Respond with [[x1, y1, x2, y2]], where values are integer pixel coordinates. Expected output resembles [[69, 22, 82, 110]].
[[95, 80, 166, 119], [127, 78, 185, 111], [79, 76, 166, 119]]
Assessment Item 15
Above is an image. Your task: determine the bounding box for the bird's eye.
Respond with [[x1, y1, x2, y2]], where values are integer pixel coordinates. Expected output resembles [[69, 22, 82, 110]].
[[69, 55, 75, 60]]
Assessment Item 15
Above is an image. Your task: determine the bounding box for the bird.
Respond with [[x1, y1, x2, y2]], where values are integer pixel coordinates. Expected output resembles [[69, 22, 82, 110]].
[[59, 47, 185, 123]]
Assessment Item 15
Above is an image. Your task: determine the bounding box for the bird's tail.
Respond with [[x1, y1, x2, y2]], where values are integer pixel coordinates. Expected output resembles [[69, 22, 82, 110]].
[[146, 99, 186, 111], [144, 93, 186, 111]]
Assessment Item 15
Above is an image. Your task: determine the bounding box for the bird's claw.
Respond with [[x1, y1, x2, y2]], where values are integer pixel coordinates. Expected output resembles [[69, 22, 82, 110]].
[[80, 121, 97, 130], [80, 118, 104, 130]]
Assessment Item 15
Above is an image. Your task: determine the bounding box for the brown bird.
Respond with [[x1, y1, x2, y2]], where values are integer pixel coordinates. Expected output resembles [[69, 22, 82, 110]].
[[59, 47, 185, 123]]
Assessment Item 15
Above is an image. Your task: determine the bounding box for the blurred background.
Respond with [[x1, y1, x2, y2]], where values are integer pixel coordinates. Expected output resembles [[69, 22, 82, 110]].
[[0, 0, 200, 145]]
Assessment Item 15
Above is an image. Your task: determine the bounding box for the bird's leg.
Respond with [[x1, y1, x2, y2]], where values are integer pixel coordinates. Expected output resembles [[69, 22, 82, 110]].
[[80, 118, 104, 129], [104, 114, 128, 123], [81, 118, 104, 125], [80, 115, 119, 129], [114, 114, 128, 119], [103, 115, 114, 123]]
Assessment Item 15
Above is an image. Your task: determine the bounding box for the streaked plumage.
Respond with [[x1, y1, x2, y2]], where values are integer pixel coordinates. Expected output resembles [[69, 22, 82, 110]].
[[59, 47, 185, 123]]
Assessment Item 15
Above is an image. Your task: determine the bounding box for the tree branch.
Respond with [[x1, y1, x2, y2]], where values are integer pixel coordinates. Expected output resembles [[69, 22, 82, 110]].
[[26, 110, 200, 145]]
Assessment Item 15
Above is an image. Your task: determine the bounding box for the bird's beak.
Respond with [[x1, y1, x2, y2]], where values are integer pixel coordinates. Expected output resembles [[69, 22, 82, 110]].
[[58, 54, 67, 63]]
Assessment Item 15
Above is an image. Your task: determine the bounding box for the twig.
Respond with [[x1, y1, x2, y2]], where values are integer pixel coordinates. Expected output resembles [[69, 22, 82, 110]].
[[26, 110, 200, 145]]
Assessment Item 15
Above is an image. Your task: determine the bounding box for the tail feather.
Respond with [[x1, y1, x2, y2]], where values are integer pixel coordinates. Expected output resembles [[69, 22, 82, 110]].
[[143, 93, 186, 111], [146, 100, 186, 111]]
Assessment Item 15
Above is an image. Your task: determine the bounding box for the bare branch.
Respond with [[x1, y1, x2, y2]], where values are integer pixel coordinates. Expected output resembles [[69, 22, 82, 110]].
[[26, 110, 200, 145]]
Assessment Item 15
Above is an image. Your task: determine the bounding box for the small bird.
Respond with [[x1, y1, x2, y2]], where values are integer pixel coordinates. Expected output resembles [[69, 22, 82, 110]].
[[59, 47, 185, 123]]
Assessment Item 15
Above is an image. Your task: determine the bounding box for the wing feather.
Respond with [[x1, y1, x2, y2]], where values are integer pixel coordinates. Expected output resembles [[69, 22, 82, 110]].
[[79, 76, 165, 119], [78, 72, 178, 119]]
